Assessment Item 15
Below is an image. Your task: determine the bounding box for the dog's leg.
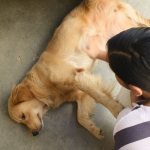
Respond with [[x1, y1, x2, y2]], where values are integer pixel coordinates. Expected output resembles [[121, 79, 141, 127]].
[[75, 72, 124, 118], [76, 91, 104, 139], [122, 2, 150, 27], [138, 15, 150, 27]]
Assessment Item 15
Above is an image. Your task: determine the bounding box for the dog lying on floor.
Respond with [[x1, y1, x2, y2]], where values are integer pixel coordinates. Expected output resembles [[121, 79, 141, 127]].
[[8, 0, 150, 139]]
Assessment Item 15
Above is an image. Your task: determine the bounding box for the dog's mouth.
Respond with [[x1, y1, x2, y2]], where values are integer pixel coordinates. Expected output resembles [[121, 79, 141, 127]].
[[31, 113, 44, 136], [37, 113, 42, 123]]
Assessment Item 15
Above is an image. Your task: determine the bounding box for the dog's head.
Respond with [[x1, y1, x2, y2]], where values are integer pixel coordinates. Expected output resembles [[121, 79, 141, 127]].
[[8, 83, 49, 136]]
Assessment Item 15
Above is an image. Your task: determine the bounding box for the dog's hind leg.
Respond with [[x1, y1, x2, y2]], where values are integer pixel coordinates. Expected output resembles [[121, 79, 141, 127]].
[[76, 91, 104, 139], [75, 72, 124, 118]]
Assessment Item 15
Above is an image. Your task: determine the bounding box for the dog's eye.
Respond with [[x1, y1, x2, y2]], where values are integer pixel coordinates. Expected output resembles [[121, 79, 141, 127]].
[[21, 113, 26, 120]]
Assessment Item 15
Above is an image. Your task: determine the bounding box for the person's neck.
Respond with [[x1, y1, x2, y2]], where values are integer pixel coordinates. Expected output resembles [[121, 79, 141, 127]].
[[142, 98, 150, 106], [141, 91, 150, 107], [144, 101, 150, 106], [130, 88, 150, 106], [132, 95, 150, 106]]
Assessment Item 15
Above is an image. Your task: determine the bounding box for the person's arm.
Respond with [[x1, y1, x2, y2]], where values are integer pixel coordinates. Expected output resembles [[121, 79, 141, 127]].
[[85, 47, 108, 62], [83, 35, 108, 62], [96, 51, 108, 62]]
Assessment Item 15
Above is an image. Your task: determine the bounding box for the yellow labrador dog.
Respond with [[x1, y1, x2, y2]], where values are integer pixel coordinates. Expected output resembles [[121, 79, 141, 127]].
[[8, 0, 150, 139]]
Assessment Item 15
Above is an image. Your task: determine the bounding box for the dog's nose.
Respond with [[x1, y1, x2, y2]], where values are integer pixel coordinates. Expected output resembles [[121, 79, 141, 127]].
[[32, 131, 39, 136]]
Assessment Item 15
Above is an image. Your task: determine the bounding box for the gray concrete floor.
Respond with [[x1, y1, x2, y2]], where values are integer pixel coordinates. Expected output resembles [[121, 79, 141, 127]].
[[0, 0, 150, 150]]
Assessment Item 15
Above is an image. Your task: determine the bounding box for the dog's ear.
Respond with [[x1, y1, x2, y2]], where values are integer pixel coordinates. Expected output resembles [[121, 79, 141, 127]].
[[9, 83, 34, 106], [9, 85, 21, 106]]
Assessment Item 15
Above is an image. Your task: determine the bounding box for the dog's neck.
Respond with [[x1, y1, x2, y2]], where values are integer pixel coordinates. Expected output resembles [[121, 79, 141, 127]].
[[24, 67, 77, 108]]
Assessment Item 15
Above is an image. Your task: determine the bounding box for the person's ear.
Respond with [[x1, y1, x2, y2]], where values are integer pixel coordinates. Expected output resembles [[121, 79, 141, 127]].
[[129, 85, 143, 97]]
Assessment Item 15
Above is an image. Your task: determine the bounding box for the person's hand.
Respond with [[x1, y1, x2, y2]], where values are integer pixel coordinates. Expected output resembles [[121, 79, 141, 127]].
[[83, 35, 108, 61]]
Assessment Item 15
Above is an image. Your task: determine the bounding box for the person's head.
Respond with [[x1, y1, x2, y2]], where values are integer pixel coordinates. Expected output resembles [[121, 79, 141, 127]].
[[107, 27, 150, 100]]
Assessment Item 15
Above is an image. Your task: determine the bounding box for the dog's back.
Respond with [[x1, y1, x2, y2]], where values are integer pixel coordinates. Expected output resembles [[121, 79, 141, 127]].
[[39, 0, 150, 73]]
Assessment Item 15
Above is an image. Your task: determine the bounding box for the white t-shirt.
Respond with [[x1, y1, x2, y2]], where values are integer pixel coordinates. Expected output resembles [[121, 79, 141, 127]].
[[113, 104, 150, 150]]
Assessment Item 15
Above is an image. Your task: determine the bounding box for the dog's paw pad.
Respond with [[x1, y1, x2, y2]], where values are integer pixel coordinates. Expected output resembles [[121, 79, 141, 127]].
[[97, 129, 104, 140]]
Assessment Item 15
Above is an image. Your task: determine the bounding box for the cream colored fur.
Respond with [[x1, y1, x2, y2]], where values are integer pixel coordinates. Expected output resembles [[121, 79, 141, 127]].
[[8, 0, 150, 139]]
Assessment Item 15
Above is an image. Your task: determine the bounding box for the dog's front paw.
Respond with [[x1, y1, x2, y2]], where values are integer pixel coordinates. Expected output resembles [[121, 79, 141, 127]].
[[98, 129, 104, 140], [93, 128, 104, 140]]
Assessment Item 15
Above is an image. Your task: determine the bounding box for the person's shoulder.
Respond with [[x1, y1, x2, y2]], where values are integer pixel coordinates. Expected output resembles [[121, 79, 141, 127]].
[[114, 105, 150, 150], [114, 104, 150, 136], [117, 104, 150, 122]]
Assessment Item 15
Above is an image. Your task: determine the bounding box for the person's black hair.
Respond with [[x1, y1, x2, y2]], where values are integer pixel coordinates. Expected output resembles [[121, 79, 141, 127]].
[[107, 27, 150, 91]]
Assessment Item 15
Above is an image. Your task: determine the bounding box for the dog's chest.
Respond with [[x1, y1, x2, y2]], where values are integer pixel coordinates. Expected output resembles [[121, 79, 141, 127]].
[[65, 50, 94, 70]]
